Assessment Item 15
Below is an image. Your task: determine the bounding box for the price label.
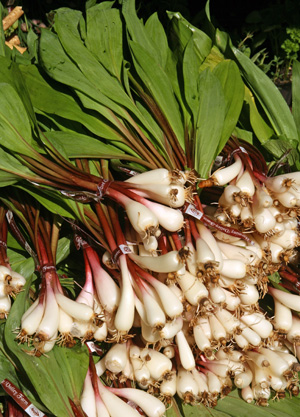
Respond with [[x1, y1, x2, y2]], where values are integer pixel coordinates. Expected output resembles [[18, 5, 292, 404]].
[[1, 379, 46, 417], [184, 204, 203, 220]]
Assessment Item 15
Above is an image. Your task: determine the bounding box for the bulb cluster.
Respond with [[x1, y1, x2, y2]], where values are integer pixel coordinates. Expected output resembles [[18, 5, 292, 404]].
[[0, 266, 26, 319], [14, 162, 300, 413]]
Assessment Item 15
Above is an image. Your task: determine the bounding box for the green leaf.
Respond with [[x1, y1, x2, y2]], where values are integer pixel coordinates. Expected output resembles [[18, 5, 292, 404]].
[[85, 7, 123, 80], [0, 146, 36, 185], [213, 60, 244, 152], [182, 30, 212, 118], [194, 68, 225, 178], [231, 47, 298, 142], [45, 130, 126, 160], [215, 389, 300, 416], [232, 127, 253, 143], [56, 237, 72, 265], [122, 0, 158, 60], [6, 248, 35, 279], [0, 4, 5, 56], [20, 65, 123, 142], [53, 8, 140, 118], [0, 324, 19, 387], [39, 29, 124, 121], [26, 28, 39, 62], [145, 13, 169, 69], [0, 83, 35, 157], [0, 56, 37, 127], [129, 40, 185, 148], [243, 87, 274, 143], [262, 137, 299, 166], [292, 60, 300, 139], [86, 1, 114, 10], [181, 402, 229, 416], [269, 271, 281, 284], [15, 184, 82, 220], [40, 17, 161, 146], [167, 11, 211, 57]]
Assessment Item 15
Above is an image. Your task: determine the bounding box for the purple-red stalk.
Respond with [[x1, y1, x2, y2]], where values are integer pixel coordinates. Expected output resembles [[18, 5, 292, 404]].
[[171, 232, 182, 251], [157, 234, 169, 254]]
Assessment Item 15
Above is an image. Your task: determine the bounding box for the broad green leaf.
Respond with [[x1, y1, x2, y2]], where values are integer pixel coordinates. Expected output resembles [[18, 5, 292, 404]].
[[45, 130, 127, 159], [167, 11, 194, 54], [292, 60, 300, 139], [181, 402, 229, 416], [86, 1, 114, 10], [0, 146, 37, 185], [262, 137, 299, 166], [15, 184, 82, 220], [53, 345, 89, 404], [215, 28, 231, 55], [56, 237, 72, 265], [39, 29, 128, 122], [232, 127, 253, 143], [122, 0, 158, 59], [0, 322, 47, 411], [182, 31, 212, 118], [26, 28, 39, 63], [42, 14, 163, 146], [243, 86, 274, 143], [0, 57, 37, 127], [85, 7, 123, 80], [232, 47, 298, 141], [53, 8, 141, 118], [4, 277, 89, 417], [200, 46, 225, 72], [0, 83, 36, 156], [6, 248, 35, 279], [215, 389, 300, 416], [167, 11, 212, 58], [166, 399, 183, 417], [0, 4, 5, 56], [213, 60, 244, 152], [194, 68, 225, 178], [0, 324, 19, 387], [20, 65, 123, 142], [0, 170, 23, 187], [129, 40, 185, 148], [145, 13, 169, 69]]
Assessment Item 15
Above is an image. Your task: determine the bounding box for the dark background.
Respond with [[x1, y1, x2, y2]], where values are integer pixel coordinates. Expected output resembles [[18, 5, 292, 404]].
[[4, 0, 287, 29], [3, 0, 300, 81]]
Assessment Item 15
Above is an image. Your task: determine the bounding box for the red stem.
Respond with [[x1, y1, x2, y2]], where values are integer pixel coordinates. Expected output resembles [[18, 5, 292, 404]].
[[189, 218, 200, 242], [279, 270, 298, 285], [94, 203, 117, 253], [157, 234, 168, 254], [184, 219, 193, 246], [171, 232, 182, 250], [279, 280, 300, 294], [201, 214, 254, 245]]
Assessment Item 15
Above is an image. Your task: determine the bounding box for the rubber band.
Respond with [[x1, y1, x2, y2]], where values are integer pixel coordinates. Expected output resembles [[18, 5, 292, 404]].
[[111, 244, 132, 265], [184, 203, 254, 245], [41, 264, 56, 275], [97, 179, 113, 200], [118, 167, 138, 176], [0, 240, 7, 248], [6, 211, 39, 265], [74, 234, 89, 250]]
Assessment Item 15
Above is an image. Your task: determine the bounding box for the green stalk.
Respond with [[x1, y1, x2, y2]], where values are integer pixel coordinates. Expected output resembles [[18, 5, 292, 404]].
[[130, 76, 186, 169]]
